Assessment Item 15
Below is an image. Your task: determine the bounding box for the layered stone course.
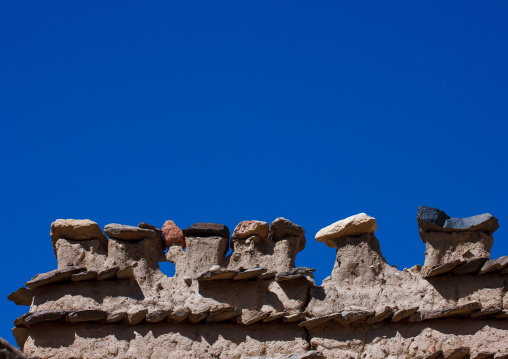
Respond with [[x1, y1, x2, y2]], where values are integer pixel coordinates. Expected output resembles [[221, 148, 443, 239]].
[[7, 207, 508, 359]]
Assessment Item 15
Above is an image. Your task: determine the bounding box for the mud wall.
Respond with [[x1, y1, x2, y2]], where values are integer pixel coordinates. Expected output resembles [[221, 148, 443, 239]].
[[8, 207, 508, 359]]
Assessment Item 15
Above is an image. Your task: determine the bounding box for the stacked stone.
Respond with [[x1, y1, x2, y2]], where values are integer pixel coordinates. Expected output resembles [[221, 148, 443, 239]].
[[417, 206, 500, 277]]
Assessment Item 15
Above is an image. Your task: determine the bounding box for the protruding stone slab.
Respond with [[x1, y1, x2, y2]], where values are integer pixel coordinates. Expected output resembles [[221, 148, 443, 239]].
[[275, 267, 315, 281], [50, 219, 107, 246], [97, 266, 119, 281], [471, 307, 501, 318], [233, 268, 267, 280], [25, 266, 84, 289], [188, 309, 208, 324], [366, 305, 394, 324], [424, 260, 462, 277], [196, 268, 239, 281], [471, 352, 496, 359], [417, 206, 499, 233], [339, 309, 375, 324], [270, 217, 305, 242], [116, 266, 134, 279], [454, 258, 488, 275], [444, 347, 470, 359], [479, 256, 508, 275], [182, 223, 230, 238], [392, 306, 419, 322], [104, 224, 159, 241], [238, 310, 268, 325], [246, 351, 325, 359], [24, 310, 69, 326], [206, 306, 239, 323], [162, 220, 186, 248], [66, 310, 108, 323], [146, 310, 170, 323], [283, 313, 306, 323], [71, 270, 98, 282], [299, 313, 341, 328], [419, 302, 481, 321], [13, 313, 30, 327], [315, 213, 377, 247], [167, 307, 190, 323], [258, 271, 277, 280], [126, 307, 148, 325], [7, 288, 34, 306], [106, 312, 126, 323], [262, 312, 288, 322], [232, 220, 269, 239]]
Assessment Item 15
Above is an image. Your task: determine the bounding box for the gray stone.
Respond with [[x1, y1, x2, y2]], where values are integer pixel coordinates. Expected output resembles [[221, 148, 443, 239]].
[[444, 347, 470, 359], [126, 308, 148, 325], [24, 310, 69, 326], [117, 266, 134, 279], [262, 312, 288, 322], [417, 206, 499, 233], [71, 270, 97, 282], [283, 313, 306, 323], [471, 352, 495, 359], [25, 266, 84, 289], [471, 307, 501, 318], [392, 306, 419, 322], [104, 223, 160, 241], [182, 223, 230, 238], [97, 267, 119, 280], [366, 305, 394, 324], [106, 312, 126, 323], [270, 217, 305, 243], [479, 256, 508, 275], [258, 271, 277, 280], [13, 314, 29, 327], [233, 268, 267, 280], [419, 302, 480, 321], [275, 267, 315, 281], [339, 309, 374, 324], [206, 306, 239, 323], [146, 310, 169, 323], [66, 310, 108, 323], [423, 260, 462, 277], [196, 268, 239, 281], [7, 288, 34, 306], [454, 257, 488, 275], [167, 307, 190, 323], [246, 351, 325, 359], [238, 310, 268, 325], [299, 313, 341, 327]]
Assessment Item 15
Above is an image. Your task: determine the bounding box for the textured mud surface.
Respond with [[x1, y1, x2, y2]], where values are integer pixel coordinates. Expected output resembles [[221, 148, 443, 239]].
[[8, 207, 508, 358]]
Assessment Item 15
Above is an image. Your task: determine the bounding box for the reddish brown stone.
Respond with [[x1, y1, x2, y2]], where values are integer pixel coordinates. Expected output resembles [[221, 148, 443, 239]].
[[162, 220, 186, 248], [232, 220, 269, 239]]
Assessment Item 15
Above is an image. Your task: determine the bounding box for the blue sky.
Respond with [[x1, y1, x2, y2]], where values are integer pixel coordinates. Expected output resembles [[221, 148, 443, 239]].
[[1, 1, 507, 345]]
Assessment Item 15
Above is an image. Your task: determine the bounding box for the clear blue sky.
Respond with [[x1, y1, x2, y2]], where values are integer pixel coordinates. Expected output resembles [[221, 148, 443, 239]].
[[1, 1, 507, 345]]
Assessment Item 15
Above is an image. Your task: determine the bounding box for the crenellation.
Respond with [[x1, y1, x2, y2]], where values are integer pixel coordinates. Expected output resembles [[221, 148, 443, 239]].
[[6, 207, 508, 358]]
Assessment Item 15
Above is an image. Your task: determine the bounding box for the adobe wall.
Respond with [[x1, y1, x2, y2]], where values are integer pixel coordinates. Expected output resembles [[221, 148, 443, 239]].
[[7, 207, 508, 359]]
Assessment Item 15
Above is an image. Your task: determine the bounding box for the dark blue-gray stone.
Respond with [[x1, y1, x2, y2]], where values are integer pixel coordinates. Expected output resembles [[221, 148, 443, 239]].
[[417, 206, 499, 233]]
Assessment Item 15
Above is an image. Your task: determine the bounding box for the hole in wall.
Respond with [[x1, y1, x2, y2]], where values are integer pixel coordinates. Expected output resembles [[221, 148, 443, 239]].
[[159, 261, 176, 277]]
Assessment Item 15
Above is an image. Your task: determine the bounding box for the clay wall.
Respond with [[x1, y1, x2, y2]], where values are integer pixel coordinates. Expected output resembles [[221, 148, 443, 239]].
[[7, 207, 508, 359]]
